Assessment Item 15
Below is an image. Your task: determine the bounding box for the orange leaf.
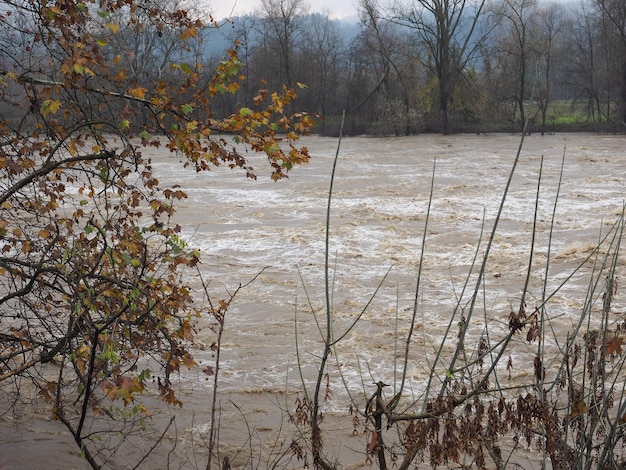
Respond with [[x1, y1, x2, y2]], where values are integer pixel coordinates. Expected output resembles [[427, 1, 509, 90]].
[[367, 430, 378, 454], [606, 336, 623, 356], [180, 27, 197, 40]]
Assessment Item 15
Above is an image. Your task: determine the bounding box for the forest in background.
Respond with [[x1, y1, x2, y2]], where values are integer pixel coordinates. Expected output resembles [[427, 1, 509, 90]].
[[3, 0, 626, 136], [203, 0, 624, 135]]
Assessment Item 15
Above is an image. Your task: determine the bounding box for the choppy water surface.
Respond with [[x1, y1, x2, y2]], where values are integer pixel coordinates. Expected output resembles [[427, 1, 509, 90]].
[[2, 133, 626, 469]]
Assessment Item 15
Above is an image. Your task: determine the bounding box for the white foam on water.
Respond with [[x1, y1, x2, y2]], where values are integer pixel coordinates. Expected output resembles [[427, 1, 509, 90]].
[[153, 133, 626, 420]]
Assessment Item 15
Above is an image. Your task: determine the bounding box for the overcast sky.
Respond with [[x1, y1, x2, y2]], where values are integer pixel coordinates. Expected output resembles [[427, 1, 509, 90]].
[[210, 0, 359, 20], [209, 0, 575, 22]]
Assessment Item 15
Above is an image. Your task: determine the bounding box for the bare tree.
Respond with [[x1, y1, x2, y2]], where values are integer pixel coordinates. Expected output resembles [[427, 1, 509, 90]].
[[595, 0, 626, 128], [390, 0, 488, 134], [301, 13, 345, 132], [257, 0, 309, 87], [535, 2, 565, 134], [489, 0, 539, 132], [356, 0, 419, 135], [565, 3, 602, 123]]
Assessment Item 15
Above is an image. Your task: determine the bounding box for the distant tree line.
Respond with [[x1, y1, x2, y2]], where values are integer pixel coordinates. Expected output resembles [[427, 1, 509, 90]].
[[2, 0, 624, 135], [209, 0, 626, 135]]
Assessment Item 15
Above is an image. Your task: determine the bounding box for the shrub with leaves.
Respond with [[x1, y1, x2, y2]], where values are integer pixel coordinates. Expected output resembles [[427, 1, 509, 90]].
[[0, 0, 313, 466]]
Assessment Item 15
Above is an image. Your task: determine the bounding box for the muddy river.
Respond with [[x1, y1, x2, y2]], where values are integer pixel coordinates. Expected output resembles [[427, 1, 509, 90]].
[[2, 133, 626, 469]]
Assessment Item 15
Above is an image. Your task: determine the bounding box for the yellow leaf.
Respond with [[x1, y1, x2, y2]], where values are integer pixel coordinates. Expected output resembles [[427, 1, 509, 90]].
[[68, 141, 78, 156], [128, 87, 147, 99], [40, 99, 62, 116], [113, 55, 122, 64], [106, 23, 120, 34]]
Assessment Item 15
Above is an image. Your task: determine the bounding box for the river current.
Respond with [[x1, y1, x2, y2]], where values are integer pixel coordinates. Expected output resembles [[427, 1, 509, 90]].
[[2, 133, 626, 469]]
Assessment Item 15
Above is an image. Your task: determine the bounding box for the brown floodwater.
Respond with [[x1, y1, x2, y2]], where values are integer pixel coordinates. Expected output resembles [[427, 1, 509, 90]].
[[2, 133, 626, 469]]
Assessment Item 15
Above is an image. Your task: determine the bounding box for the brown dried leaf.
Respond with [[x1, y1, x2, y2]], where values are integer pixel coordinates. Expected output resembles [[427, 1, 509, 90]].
[[605, 336, 623, 356], [570, 400, 588, 419], [367, 430, 378, 455]]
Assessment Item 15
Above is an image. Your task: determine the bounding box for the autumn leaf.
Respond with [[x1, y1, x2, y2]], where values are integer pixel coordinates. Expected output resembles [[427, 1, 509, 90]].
[[158, 379, 182, 407], [102, 379, 118, 401], [105, 22, 120, 34], [180, 27, 197, 40], [72, 63, 85, 75], [605, 336, 624, 356], [168, 356, 180, 372], [570, 400, 588, 419], [128, 87, 147, 99], [40, 99, 62, 116], [182, 353, 197, 369], [367, 430, 379, 454], [38, 382, 58, 403]]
